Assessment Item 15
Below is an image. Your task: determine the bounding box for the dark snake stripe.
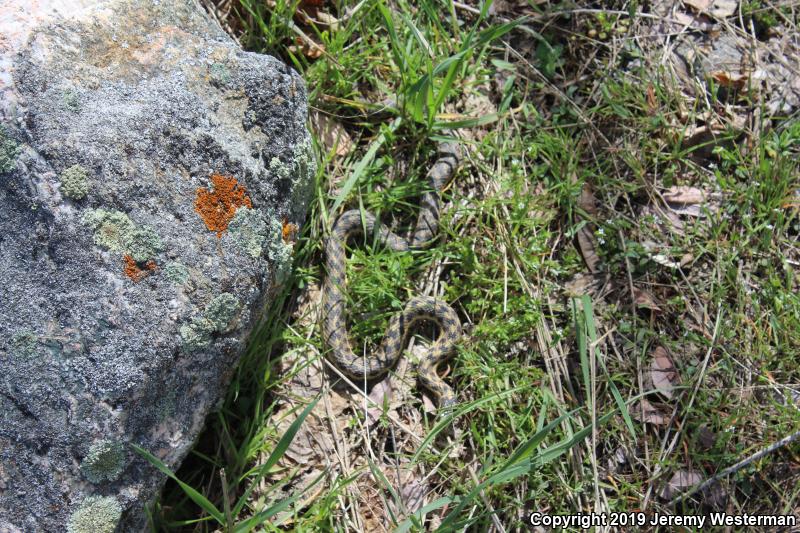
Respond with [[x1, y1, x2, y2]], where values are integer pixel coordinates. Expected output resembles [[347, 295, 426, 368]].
[[323, 143, 462, 408]]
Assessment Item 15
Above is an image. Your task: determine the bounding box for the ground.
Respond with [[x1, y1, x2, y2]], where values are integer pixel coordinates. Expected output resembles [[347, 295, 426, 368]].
[[151, 1, 800, 531]]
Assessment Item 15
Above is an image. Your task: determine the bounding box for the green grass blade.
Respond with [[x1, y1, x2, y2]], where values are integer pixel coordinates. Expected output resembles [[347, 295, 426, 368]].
[[395, 497, 455, 533], [233, 469, 326, 532], [331, 118, 401, 214], [232, 395, 321, 517], [412, 387, 521, 462], [131, 444, 225, 525]]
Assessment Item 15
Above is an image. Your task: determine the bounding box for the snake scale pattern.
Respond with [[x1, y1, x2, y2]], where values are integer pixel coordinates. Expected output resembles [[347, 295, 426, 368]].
[[323, 143, 462, 408]]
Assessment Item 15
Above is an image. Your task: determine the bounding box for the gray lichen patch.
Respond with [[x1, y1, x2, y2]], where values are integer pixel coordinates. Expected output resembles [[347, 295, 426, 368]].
[[80, 440, 127, 483], [10, 330, 38, 358], [209, 62, 232, 88], [228, 208, 269, 259], [60, 164, 90, 200], [0, 125, 19, 174], [66, 495, 122, 533], [62, 88, 80, 112], [205, 293, 241, 332], [82, 209, 163, 261], [164, 261, 189, 285], [126, 227, 163, 263], [179, 318, 215, 352], [264, 215, 294, 281], [179, 293, 242, 351]]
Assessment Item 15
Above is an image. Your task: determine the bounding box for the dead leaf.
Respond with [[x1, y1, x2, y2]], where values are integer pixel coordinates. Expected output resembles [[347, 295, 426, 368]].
[[366, 377, 394, 424], [633, 287, 662, 312], [646, 84, 657, 115], [695, 425, 717, 450], [310, 110, 353, 157], [576, 184, 601, 273], [651, 346, 679, 399], [683, 0, 711, 11], [289, 36, 324, 59], [663, 186, 707, 205], [663, 186, 720, 217], [634, 399, 670, 426], [683, 0, 737, 18], [711, 71, 748, 90], [658, 469, 703, 500], [314, 11, 340, 31]]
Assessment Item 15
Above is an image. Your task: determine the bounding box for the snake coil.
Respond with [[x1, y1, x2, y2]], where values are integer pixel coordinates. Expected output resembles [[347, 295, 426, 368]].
[[323, 143, 462, 408]]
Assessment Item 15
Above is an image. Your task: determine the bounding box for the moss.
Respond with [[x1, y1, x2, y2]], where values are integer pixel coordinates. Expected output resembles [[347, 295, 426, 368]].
[[67, 495, 122, 533], [82, 209, 162, 261], [0, 125, 20, 174], [228, 208, 269, 258], [81, 440, 127, 483], [164, 262, 189, 285], [60, 165, 90, 200], [204, 293, 241, 331], [10, 330, 38, 358]]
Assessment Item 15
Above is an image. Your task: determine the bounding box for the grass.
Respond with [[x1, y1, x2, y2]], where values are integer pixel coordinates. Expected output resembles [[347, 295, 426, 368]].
[[150, 0, 800, 530]]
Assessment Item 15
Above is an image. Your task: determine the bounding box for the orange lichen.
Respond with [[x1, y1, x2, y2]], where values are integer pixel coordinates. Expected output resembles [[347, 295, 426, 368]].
[[281, 218, 299, 244], [194, 174, 252, 237], [124, 255, 157, 282]]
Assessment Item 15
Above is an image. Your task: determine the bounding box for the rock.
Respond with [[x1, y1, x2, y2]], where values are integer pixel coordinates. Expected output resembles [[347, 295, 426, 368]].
[[0, 1, 313, 530]]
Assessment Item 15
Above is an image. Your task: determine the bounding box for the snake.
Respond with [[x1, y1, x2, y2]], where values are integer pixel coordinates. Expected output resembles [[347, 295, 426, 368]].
[[323, 142, 462, 408]]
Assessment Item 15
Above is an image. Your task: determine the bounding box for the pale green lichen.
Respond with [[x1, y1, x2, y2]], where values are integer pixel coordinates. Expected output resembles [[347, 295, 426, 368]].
[[209, 62, 232, 87], [126, 227, 163, 262], [60, 165, 90, 200], [82, 209, 163, 261], [164, 262, 189, 285], [67, 496, 122, 533], [0, 125, 20, 174], [63, 89, 80, 112], [180, 293, 241, 351], [81, 440, 127, 483], [205, 293, 240, 331], [179, 317, 215, 351], [265, 214, 293, 280], [228, 208, 269, 258], [82, 210, 136, 253], [10, 330, 38, 358]]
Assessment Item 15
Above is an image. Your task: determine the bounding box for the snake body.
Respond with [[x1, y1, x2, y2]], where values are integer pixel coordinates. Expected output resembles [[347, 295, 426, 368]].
[[323, 143, 462, 408]]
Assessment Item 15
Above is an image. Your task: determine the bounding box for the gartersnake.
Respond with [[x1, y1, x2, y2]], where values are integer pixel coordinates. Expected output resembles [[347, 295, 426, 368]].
[[323, 143, 462, 408]]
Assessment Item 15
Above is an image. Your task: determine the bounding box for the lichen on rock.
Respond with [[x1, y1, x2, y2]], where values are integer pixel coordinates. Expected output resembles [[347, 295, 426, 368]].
[[205, 293, 241, 332], [0, 0, 313, 529], [266, 216, 294, 281], [81, 440, 127, 483], [66, 496, 122, 533], [194, 174, 252, 237], [59, 164, 90, 200], [82, 209, 163, 261], [0, 125, 20, 174], [164, 261, 189, 285], [10, 330, 38, 358], [179, 293, 242, 351], [228, 207, 270, 259], [179, 318, 216, 352]]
